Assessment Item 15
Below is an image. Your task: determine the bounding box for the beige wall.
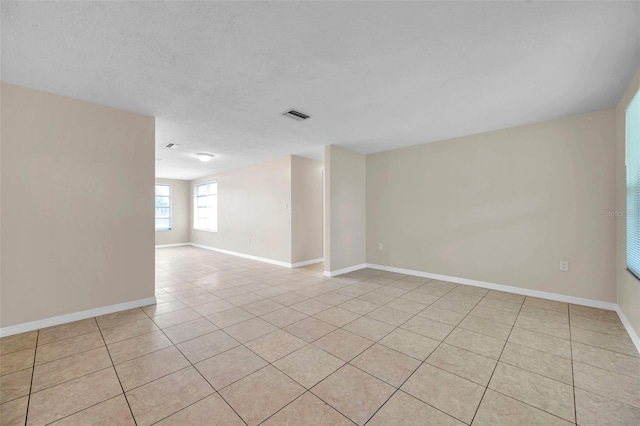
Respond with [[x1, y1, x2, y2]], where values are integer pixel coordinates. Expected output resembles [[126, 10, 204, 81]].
[[291, 156, 324, 264], [324, 145, 366, 273], [155, 178, 190, 246], [616, 66, 640, 336], [190, 156, 292, 264], [0, 83, 155, 328], [367, 110, 617, 302]]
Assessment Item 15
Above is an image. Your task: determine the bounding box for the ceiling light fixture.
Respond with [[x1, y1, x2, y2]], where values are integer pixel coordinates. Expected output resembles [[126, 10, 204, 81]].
[[196, 153, 215, 162]]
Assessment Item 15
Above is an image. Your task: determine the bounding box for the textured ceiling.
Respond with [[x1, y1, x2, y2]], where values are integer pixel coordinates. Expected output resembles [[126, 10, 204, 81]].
[[2, 1, 639, 180]]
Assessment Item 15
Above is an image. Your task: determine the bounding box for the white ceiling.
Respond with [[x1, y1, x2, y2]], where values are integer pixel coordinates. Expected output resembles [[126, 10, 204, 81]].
[[2, 1, 639, 180]]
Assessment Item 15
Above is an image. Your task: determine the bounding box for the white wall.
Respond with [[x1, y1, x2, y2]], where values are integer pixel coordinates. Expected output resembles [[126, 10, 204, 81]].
[[1, 83, 155, 328], [324, 145, 366, 273], [367, 110, 617, 302], [616, 65, 640, 337], [155, 178, 190, 246], [190, 156, 292, 264], [291, 156, 324, 264]]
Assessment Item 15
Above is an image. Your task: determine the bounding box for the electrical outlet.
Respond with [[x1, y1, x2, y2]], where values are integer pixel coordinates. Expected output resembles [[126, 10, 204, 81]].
[[378, 243, 383, 250], [560, 260, 569, 272]]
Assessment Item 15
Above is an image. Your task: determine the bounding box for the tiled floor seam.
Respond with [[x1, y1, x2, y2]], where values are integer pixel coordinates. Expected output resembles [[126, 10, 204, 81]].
[[479, 301, 583, 425], [256, 390, 355, 426], [39, 394, 125, 426], [0, 346, 37, 358], [96, 317, 139, 426], [468, 292, 523, 425], [357, 282, 484, 425], [255, 276, 419, 425], [569, 305, 578, 424], [487, 388, 579, 425], [568, 338, 639, 358], [510, 324, 571, 343], [147, 393, 232, 426], [22, 330, 39, 426], [35, 328, 98, 347], [29, 253, 629, 422], [140, 306, 249, 426], [27, 365, 115, 396], [30, 343, 108, 368]]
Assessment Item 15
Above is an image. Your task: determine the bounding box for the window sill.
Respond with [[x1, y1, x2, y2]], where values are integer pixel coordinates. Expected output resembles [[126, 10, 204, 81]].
[[627, 268, 640, 282], [155, 229, 172, 232], [193, 228, 218, 233]]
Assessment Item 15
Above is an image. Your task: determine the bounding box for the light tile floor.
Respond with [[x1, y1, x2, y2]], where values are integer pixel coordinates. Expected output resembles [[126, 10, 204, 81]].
[[1, 246, 639, 425]]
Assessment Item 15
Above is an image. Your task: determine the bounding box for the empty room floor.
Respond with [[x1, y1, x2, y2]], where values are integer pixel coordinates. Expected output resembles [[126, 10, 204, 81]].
[[1, 247, 639, 425]]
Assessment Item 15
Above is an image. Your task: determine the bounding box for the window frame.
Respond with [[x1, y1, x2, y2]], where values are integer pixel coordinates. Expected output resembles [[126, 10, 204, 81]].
[[155, 183, 172, 232], [193, 181, 218, 232], [626, 89, 640, 281]]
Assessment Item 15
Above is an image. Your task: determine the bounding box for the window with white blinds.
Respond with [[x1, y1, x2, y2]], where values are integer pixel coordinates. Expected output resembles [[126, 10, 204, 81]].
[[627, 89, 640, 280], [194, 181, 218, 232], [155, 184, 172, 231]]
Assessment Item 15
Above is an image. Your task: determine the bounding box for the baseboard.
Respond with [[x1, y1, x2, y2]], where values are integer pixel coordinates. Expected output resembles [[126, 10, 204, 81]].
[[615, 306, 640, 354], [323, 263, 368, 277], [292, 258, 324, 268], [0, 296, 157, 338], [155, 243, 190, 248], [189, 243, 293, 268], [366, 263, 618, 311]]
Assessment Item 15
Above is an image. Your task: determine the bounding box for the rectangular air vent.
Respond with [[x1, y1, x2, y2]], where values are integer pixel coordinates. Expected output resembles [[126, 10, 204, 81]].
[[164, 143, 180, 149], [281, 109, 310, 121]]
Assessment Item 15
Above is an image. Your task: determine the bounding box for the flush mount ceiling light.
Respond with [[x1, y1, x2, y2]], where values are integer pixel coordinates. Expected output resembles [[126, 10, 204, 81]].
[[196, 153, 215, 162]]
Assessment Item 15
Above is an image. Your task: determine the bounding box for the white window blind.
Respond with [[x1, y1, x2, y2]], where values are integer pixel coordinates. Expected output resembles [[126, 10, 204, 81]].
[[194, 181, 218, 232], [155, 184, 172, 231], [627, 89, 640, 280]]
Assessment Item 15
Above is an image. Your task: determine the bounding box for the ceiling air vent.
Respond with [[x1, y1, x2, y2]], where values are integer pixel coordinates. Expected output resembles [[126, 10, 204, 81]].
[[281, 109, 310, 121], [164, 143, 181, 149]]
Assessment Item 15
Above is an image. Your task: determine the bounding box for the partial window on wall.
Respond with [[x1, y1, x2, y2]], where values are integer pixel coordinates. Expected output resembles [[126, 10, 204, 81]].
[[155, 184, 172, 231], [194, 181, 218, 232], [627, 89, 640, 280]]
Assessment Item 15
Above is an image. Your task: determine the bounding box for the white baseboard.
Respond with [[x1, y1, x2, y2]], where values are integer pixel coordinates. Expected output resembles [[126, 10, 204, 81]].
[[155, 243, 190, 248], [366, 263, 640, 354], [366, 263, 617, 311], [292, 258, 324, 268], [174, 243, 323, 269], [0, 296, 157, 338], [615, 306, 640, 354], [323, 263, 368, 277], [189, 243, 294, 268]]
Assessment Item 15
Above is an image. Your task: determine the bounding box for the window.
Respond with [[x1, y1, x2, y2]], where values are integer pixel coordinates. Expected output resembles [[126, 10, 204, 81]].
[[155, 184, 172, 231], [194, 181, 218, 231], [627, 89, 640, 279]]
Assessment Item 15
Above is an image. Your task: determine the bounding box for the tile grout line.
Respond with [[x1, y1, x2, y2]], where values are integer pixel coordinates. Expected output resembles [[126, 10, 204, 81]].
[[13, 251, 635, 426], [140, 305, 250, 426], [360, 281, 490, 425], [39, 394, 125, 426], [468, 294, 525, 425], [256, 390, 357, 426], [95, 317, 138, 426], [469, 301, 582, 425], [259, 275, 517, 424], [569, 307, 578, 425], [182, 278, 533, 424], [22, 330, 39, 426], [173, 271, 416, 425]]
